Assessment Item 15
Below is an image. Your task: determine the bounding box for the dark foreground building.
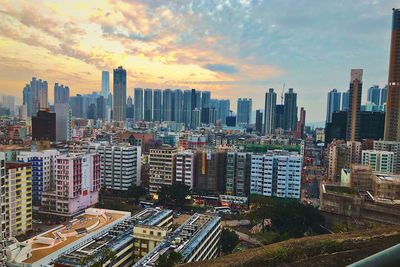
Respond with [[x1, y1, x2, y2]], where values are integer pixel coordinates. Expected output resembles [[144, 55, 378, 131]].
[[32, 109, 56, 141]]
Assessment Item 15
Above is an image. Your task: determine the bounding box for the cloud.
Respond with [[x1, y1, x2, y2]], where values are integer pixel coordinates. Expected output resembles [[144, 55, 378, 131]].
[[203, 64, 239, 74]]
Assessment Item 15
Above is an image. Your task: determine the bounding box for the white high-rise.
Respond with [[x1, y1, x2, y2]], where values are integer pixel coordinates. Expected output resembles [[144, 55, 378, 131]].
[[264, 88, 276, 135], [175, 150, 194, 189], [250, 151, 302, 198], [85, 143, 141, 190], [362, 150, 394, 174]]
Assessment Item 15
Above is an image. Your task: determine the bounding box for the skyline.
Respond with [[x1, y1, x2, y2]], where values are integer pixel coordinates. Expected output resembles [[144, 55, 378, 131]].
[[0, 1, 398, 122]]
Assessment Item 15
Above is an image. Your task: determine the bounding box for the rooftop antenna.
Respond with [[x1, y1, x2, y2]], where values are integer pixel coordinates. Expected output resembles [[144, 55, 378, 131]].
[[281, 83, 285, 104]]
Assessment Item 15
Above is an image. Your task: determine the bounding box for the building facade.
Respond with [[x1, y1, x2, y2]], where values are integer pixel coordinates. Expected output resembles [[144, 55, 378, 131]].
[[264, 88, 276, 135], [175, 150, 195, 189], [250, 151, 302, 198], [347, 69, 363, 141], [149, 147, 177, 195], [113, 66, 127, 121], [226, 152, 252, 197], [362, 150, 395, 174]]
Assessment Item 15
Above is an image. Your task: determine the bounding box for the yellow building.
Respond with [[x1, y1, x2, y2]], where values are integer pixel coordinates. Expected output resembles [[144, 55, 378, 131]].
[[133, 225, 168, 260], [5, 162, 33, 237]]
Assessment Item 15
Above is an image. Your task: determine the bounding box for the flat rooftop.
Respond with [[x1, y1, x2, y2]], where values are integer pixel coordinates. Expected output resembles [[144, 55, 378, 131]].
[[21, 209, 130, 264]]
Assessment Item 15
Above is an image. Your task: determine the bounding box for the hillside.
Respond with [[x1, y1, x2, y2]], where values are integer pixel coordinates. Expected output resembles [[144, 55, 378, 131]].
[[181, 226, 400, 267]]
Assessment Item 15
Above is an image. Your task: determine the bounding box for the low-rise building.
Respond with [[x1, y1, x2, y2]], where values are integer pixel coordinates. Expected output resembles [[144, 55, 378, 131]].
[[362, 150, 394, 174], [134, 213, 221, 266]]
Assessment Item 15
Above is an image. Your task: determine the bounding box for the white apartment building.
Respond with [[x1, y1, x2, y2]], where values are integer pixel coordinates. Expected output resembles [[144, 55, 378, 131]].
[[85, 143, 141, 190], [149, 146, 177, 195], [250, 151, 302, 199], [175, 150, 194, 189], [373, 141, 400, 174], [362, 150, 394, 174]]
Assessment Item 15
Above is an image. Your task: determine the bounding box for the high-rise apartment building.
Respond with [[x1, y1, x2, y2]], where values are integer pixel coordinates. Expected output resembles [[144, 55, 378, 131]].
[[384, 9, 400, 141], [113, 66, 127, 121], [134, 88, 144, 121], [40, 153, 100, 217], [162, 89, 173, 121], [226, 152, 252, 197], [22, 77, 48, 116], [347, 69, 363, 141], [149, 147, 177, 195], [381, 85, 388, 106], [218, 99, 230, 125], [237, 98, 252, 127], [5, 162, 33, 237], [174, 89, 184, 123], [54, 83, 70, 104], [264, 88, 276, 135], [191, 108, 201, 129], [85, 144, 141, 190], [183, 90, 192, 126], [250, 151, 302, 198], [153, 89, 162, 122], [144, 89, 153, 121], [362, 150, 394, 174], [17, 150, 59, 206], [175, 150, 195, 189], [101, 70, 110, 97], [326, 89, 341, 123], [283, 88, 297, 131]]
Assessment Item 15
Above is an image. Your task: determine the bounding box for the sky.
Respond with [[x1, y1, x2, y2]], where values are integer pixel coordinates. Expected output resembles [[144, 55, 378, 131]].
[[0, 0, 398, 122]]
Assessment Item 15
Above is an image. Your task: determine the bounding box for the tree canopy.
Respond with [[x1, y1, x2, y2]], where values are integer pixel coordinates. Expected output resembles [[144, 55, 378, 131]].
[[155, 251, 183, 267], [158, 183, 191, 207], [220, 228, 240, 254]]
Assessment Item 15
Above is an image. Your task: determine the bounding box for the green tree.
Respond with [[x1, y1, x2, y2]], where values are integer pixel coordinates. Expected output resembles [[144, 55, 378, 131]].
[[158, 183, 190, 207], [127, 185, 147, 204], [220, 228, 240, 254], [155, 251, 183, 267]]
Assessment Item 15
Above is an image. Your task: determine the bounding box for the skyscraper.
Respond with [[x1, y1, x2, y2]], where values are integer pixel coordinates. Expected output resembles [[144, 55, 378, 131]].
[[22, 77, 48, 116], [101, 70, 110, 97], [153, 89, 162, 122], [162, 89, 173, 121], [264, 88, 276, 135], [275, 104, 285, 130], [201, 91, 211, 108], [283, 88, 297, 131], [381, 85, 388, 106], [144, 89, 152, 122], [219, 99, 230, 125], [384, 8, 400, 141], [255, 110, 263, 134], [347, 69, 363, 142], [113, 66, 127, 121], [342, 90, 350, 111], [326, 89, 341, 123], [54, 83, 70, 104], [134, 88, 143, 121], [183, 90, 192, 126], [367, 85, 381, 105], [191, 108, 201, 129], [55, 103, 71, 142], [174, 89, 184, 123], [237, 98, 252, 127]]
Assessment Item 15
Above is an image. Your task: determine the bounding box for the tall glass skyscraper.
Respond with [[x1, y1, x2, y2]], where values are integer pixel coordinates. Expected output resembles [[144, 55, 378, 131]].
[[144, 89, 152, 122], [326, 89, 341, 123], [54, 83, 70, 104], [183, 90, 192, 126], [101, 71, 110, 97], [113, 66, 126, 121], [237, 98, 252, 127], [367, 85, 381, 105], [134, 88, 143, 121], [283, 88, 297, 132]]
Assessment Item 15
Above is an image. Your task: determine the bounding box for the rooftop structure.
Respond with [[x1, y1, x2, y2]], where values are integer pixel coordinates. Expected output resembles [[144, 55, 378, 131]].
[[134, 213, 221, 266]]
